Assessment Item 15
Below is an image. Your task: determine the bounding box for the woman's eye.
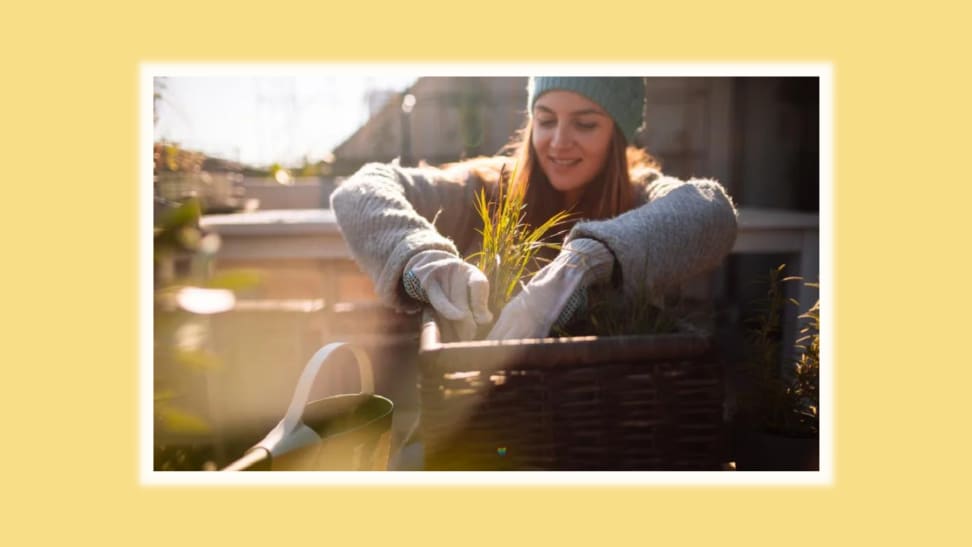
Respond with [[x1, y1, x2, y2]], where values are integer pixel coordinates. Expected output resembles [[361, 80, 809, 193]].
[[576, 121, 598, 131], [537, 119, 556, 128]]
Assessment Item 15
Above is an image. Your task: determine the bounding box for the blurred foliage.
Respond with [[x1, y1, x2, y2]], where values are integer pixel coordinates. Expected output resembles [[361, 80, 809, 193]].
[[153, 197, 262, 470], [738, 264, 820, 435], [154, 142, 205, 174], [153, 141, 247, 214], [156, 405, 211, 434], [154, 197, 202, 247], [791, 298, 820, 432], [154, 198, 214, 469], [204, 270, 264, 291]]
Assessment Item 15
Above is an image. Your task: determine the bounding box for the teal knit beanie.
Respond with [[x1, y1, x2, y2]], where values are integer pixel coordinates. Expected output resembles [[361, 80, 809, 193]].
[[527, 77, 646, 143]]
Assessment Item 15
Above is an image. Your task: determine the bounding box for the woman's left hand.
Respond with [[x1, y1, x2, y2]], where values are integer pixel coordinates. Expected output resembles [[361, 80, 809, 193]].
[[487, 238, 615, 340]]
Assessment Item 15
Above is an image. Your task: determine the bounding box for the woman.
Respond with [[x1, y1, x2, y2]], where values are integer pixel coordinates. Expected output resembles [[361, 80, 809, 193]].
[[331, 77, 738, 341]]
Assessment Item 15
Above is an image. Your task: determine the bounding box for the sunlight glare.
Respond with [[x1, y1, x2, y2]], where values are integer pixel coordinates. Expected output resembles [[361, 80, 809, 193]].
[[177, 287, 236, 314]]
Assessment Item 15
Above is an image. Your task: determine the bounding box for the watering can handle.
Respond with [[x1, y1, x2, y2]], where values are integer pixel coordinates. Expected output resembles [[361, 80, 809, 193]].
[[250, 342, 375, 457]]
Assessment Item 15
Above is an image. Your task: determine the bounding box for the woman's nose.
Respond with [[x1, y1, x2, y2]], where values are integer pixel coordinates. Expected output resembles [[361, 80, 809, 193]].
[[550, 125, 572, 149]]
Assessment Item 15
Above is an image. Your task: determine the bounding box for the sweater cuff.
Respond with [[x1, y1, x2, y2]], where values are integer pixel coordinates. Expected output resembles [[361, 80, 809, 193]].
[[377, 232, 458, 311], [562, 237, 616, 287]]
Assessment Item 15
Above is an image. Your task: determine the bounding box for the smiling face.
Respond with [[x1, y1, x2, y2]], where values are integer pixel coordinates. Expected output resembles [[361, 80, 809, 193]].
[[531, 90, 615, 206]]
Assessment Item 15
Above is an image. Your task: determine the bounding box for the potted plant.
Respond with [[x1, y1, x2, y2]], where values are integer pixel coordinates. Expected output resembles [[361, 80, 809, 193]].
[[417, 164, 727, 471], [732, 264, 819, 471]]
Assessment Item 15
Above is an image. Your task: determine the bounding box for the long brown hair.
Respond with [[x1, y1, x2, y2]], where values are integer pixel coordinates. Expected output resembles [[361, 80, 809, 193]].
[[502, 118, 659, 232]]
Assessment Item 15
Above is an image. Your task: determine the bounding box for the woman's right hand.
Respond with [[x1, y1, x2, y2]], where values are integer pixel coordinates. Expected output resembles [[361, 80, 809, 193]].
[[403, 250, 493, 341]]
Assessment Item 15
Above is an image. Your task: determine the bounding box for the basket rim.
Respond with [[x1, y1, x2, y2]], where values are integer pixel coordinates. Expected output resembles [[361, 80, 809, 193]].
[[419, 309, 712, 373]]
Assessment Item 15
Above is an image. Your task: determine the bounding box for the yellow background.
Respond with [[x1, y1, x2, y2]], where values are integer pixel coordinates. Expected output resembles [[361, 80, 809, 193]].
[[3, 0, 969, 545]]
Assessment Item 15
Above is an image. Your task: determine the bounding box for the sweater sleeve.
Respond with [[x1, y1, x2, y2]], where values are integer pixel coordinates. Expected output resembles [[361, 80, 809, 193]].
[[329, 161, 484, 311], [566, 174, 738, 300]]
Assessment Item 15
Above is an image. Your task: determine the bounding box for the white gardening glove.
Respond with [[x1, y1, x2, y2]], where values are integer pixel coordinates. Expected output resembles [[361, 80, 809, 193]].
[[487, 238, 616, 340], [402, 250, 493, 341]]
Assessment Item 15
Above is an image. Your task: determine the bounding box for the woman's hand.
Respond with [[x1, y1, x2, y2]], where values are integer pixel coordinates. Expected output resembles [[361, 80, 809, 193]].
[[403, 250, 493, 341], [487, 238, 615, 340]]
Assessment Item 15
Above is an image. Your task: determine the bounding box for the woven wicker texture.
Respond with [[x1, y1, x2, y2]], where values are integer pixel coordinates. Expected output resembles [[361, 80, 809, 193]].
[[418, 312, 727, 470]]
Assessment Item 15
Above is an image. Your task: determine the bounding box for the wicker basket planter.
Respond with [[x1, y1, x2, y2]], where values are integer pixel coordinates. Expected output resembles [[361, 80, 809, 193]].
[[418, 310, 728, 470]]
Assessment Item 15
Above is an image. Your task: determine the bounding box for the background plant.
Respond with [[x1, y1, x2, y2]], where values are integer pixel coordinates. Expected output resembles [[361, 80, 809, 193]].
[[554, 284, 680, 337], [738, 264, 819, 435], [790, 298, 819, 432]]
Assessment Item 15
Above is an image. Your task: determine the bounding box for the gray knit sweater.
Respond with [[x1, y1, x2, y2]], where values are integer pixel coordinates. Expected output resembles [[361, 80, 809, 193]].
[[330, 158, 738, 312]]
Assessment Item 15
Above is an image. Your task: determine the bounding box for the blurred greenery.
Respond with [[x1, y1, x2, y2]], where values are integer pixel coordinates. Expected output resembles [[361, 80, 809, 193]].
[[205, 270, 264, 291], [153, 140, 248, 214], [154, 198, 213, 469], [154, 142, 205, 174], [153, 197, 262, 470], [738, 264, 820, 436], [791, 296, 820, 433], [156, 405, 211, 435]]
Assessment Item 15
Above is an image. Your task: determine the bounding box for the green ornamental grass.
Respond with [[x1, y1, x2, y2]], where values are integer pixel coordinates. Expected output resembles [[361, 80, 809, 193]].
[[467, 161, 572, 318]]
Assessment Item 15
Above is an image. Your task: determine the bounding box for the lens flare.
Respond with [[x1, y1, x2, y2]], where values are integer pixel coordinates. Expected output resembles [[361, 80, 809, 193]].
[[177, 287, 235, 314]]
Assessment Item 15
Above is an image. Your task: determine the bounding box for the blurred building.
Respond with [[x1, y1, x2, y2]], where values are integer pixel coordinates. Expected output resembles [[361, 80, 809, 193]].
[[637, 77, 818, 213], [332, 77, 528, 175]]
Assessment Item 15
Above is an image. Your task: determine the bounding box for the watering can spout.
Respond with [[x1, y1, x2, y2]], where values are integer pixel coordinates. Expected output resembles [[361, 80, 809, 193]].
[[252, 420, 320, 458], [222, 342, 394, 471]]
